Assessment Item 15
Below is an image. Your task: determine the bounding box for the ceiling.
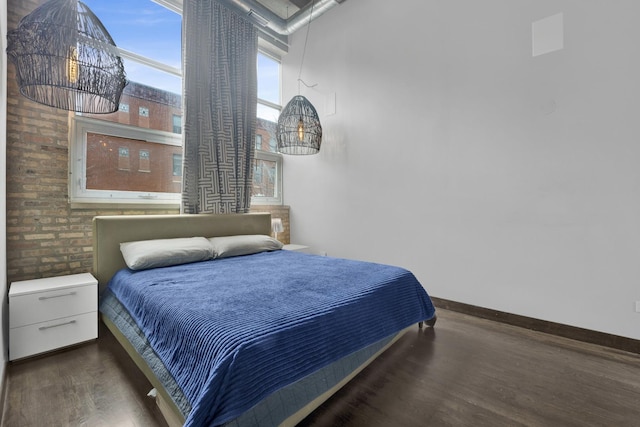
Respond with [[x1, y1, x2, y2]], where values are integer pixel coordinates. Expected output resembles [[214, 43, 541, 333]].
[[256, 0, 314, 20], [219, 0, 346, 51], [158, 0, 345, 52]]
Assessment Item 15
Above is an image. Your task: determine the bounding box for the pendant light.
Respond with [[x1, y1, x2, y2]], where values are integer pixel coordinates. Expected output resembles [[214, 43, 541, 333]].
[[6, 0, 127, 114], [276, 0, 323, 155]]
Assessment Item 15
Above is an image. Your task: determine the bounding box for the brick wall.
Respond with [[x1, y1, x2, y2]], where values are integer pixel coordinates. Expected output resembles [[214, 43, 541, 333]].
[[249, 205, 291, 245], [6, 0, 289, 285]]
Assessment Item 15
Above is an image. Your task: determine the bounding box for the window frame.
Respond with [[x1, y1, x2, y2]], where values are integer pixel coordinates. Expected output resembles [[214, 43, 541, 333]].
[[251, 49, 283, 206], [69, 115, 182, 205]]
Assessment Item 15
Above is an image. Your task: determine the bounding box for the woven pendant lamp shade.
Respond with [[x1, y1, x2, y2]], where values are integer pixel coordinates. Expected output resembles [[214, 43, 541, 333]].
[[276, 95, 322, 155], [6, 0, 127, 114]]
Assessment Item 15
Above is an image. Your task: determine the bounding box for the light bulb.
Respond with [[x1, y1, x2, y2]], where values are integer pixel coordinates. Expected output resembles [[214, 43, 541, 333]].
[[67, 45, 79, 84], [297, 117, 304, 141]]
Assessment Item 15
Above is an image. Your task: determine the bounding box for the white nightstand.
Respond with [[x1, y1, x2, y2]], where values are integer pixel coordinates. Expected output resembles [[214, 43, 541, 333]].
[[9, 273, 98, 361], [283, 244, 311, 253]]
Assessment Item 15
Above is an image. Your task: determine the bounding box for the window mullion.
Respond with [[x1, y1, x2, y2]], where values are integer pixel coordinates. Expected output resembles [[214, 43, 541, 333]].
[[150, 0, 182, 14], [118, 47, 182, 78], [258, 98, 281, 112]]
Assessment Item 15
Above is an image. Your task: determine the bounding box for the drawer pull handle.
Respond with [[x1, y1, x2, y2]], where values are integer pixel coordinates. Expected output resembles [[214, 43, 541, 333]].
[[38, 291, 77, 301], [39, 320, 77, 331]]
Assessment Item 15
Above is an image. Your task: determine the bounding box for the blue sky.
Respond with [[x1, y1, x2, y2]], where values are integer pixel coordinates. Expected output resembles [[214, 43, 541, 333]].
[[82, 0, 182, 94], [81, 0, 280, 106], [83, 0, 181, 67]]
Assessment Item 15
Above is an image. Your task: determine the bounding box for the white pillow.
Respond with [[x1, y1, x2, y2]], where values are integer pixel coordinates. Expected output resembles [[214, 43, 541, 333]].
[[120, 237, 214, 271], [208, 234, 283, 259]]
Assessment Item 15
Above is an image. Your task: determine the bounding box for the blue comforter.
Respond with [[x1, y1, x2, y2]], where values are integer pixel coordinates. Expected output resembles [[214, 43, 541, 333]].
[[102, 250, 435, 426]]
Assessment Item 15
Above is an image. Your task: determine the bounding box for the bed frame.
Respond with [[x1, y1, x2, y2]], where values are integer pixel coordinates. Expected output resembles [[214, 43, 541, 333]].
[[93, 213, 425, 426]]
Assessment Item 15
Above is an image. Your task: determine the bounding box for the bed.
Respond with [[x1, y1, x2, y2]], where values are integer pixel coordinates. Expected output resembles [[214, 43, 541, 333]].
[[94, 213, 436, 427]]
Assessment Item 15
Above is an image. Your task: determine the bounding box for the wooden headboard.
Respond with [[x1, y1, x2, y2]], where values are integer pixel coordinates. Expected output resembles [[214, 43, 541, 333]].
[[92, 213, 271, 291]]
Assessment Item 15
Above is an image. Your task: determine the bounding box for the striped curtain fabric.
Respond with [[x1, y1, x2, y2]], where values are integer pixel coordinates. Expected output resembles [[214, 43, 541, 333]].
[[181, 0, 257, 214]]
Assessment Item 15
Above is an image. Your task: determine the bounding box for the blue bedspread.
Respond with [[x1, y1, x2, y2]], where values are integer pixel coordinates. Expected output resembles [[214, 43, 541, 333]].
[[101, 250, 435, 426]]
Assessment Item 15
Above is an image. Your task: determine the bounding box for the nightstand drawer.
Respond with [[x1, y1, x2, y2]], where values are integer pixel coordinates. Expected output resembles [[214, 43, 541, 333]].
[[9, 312, 98, 361], [10, 284, 97, 328]]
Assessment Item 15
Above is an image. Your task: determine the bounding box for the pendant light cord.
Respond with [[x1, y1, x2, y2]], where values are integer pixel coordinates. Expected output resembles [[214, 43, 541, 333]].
[[298, 0, 317, 93]]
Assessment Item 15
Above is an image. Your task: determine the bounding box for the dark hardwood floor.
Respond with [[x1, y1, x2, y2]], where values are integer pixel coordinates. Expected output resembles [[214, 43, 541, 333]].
[[2, 322, 169, 427], [2, 309, 639, 427]]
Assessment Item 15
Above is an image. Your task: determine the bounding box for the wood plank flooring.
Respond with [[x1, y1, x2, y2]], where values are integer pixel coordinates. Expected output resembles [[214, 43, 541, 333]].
[[300, 311, 640, 427], [2, 322, 168, 427], [2, 309, 639, 427]]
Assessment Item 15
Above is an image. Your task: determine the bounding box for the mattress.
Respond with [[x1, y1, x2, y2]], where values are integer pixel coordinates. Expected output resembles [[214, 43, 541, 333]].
[[100, 250, 435, 426]]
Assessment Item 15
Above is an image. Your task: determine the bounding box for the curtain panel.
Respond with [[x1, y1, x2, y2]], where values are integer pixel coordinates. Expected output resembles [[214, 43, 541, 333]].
[[182, 0, 257, 214]]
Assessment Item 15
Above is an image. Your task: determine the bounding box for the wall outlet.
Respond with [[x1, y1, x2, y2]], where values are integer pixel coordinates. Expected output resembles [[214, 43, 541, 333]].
[[636, 301, 640, 313]]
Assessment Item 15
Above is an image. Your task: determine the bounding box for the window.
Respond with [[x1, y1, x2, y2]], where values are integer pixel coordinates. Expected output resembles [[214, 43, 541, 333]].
[[139, 150, 150, 172], [75, 117, 182, 198], [253, 52, 283, 205], [70, 0, 182, 205], [253, 154, 279, 200], [118, 147, 130, 170], [69, 1, 283, 206], [172, 115, 182, 134], [173, 154, 182, 177]]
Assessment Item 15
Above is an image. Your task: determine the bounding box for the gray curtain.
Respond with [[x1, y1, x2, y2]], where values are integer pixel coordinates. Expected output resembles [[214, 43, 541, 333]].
[[181, 0, 257, 214]]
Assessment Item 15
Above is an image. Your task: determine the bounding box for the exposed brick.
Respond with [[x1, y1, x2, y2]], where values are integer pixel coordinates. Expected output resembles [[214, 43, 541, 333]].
[[6, 192, 39, 199], [39, 240, 69, 248], [12, 257, 40, 268], [7, 226, 37, 234], [41, 256, 67, 264], [58, 233, 85, 239], [23, 234, 56, 241], [37, 266, 53, 274]]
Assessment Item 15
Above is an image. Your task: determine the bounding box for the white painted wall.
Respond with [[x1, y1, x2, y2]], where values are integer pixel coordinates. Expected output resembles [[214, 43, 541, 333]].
[[1, 0, 9, 386], [282, 0, 640, 340]]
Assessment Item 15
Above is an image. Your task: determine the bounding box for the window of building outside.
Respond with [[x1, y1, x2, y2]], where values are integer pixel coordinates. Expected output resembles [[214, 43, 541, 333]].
[[173, 154, 182, 178], [118, 147, 130, 170], [172, 114, 182, 134], [139, 150, 150, 172], [70, 0, 283, 206]]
